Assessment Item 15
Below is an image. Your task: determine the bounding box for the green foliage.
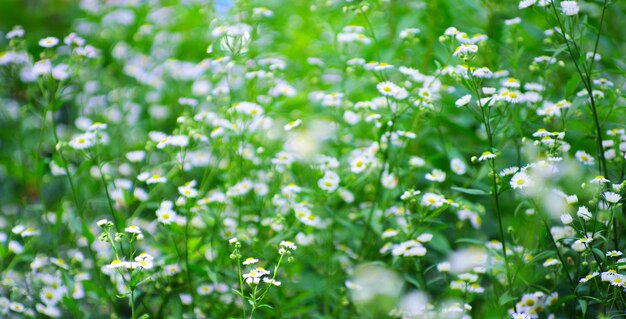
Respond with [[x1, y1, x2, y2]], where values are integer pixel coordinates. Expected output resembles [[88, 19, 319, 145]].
[[1, 0, 626, 318]]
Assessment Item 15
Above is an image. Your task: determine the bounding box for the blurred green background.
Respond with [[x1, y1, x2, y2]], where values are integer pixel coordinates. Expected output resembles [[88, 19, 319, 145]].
[[0, 0, 79, 45]]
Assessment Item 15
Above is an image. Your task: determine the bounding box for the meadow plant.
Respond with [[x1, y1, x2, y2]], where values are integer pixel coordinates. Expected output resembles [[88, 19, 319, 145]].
[[1, 0, 626, 318]]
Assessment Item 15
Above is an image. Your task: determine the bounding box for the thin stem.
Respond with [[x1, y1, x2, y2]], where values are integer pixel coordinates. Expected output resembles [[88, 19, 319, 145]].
[[542, 215, 576, 289], [236, 254, 247, 319], [359, 114, 397, 259], [359, 7, 381, 62], [48, 102, 114, 312], [550, 2, 608, 178], [465, 64, 512, 289]]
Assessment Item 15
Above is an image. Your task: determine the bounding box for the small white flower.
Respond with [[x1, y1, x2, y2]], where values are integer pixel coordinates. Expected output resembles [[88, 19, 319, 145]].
[[604, 191, 622, 204], [126, 150, 146, 162], [575, 150, 594, 166], [197, 284, 214, 295], [510, 172, 530, 189], [381, 171, 398, 189], [284, 119, 302, 131], [145, 173, 167, 185], [437, 262, 451, 272], [350, 156, 369, 174], [69, 133, 96, 150], [242, 257, 259, 265], [455, 94, 471, 107], [156, 201, 177, 225], [318, 170, 340, 192], [421, 192, 446, 208], [280, 240, 297, 250], [607, 250, 623, 257], [376, 81, 408, 100], [453, 44, 478, 56], [450, 158, 466, 175], [478, 151, 496, 161], [560, 1, 579, 16], [39, 37, 59, 48], [425, 169, 446, 182], [590, 175, 610, 184], [125, 225, 142, 234], [543, 258, 559, 267], [511, 312, 531, 319], [560, 214, 573, 225]]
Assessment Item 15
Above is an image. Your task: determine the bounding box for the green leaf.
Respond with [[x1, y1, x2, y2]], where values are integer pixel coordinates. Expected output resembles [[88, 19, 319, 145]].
[[579, 299, 587, 316], [591, 248, 606, 263], [565, 75, 581, 96], [531, 250, 556, 262], [499, 291, 517, 306], [427, 232, 451, 254], [403, 273, 420, 288], [455, 238, 484, 246], [451, 186, 490, 196], [552, 294, 576, 309]]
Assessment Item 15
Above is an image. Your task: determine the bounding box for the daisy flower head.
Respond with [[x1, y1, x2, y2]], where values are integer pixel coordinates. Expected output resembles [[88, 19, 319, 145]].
[[590, 175, 610, 184], [400, 28, 420, 39], [350, 156, 370, 174], [40, 286, 62, 305], [6, 26, 25, 39], [575, 150, 594, 166], [519, 0, 537, 9], [606, 250, 623, 258], [560, 1, 579, 16], [263, 278, 281, 286], [126, 150, 146, 162], [284, 119, 302, 131], [576, 206, 593, 221], [197, 284, 214, 295], [156, 201, 177, 225], [455, 94, 471, 107], [510, 171, 531, 189], [478, 151, 496, 161], [437, 262, 451, 272], [280, 240, 297, 251], [450, 158, 466, 175], [500, 166, 519, 177], [542, 258, 559, 267], [178, 183, 199, 198], [382, 228, 399, 238], [144, 173, 167, 185], [381, 171, 398, 189], [425, 169, 446, 183], [500, 90, 522, 104], [501, 77, 520, 88], [69, 132, 96, 150], [604, 191, 622, 204], [376, 81, 408, 100], [610, 275, 625, 287], [421, 192, 446, 208], [579, 271, 599, 283], [125, 225, 143, 239], [452, 44, 478, 57], [400, 189, 421, 201], [39, 36, 59, 48], [97, 219, 111, 228], [560, 214, 573, 225], [87, 122, 107, 131], [318, 170, 340, 192], [243, 257, 259, 265]]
